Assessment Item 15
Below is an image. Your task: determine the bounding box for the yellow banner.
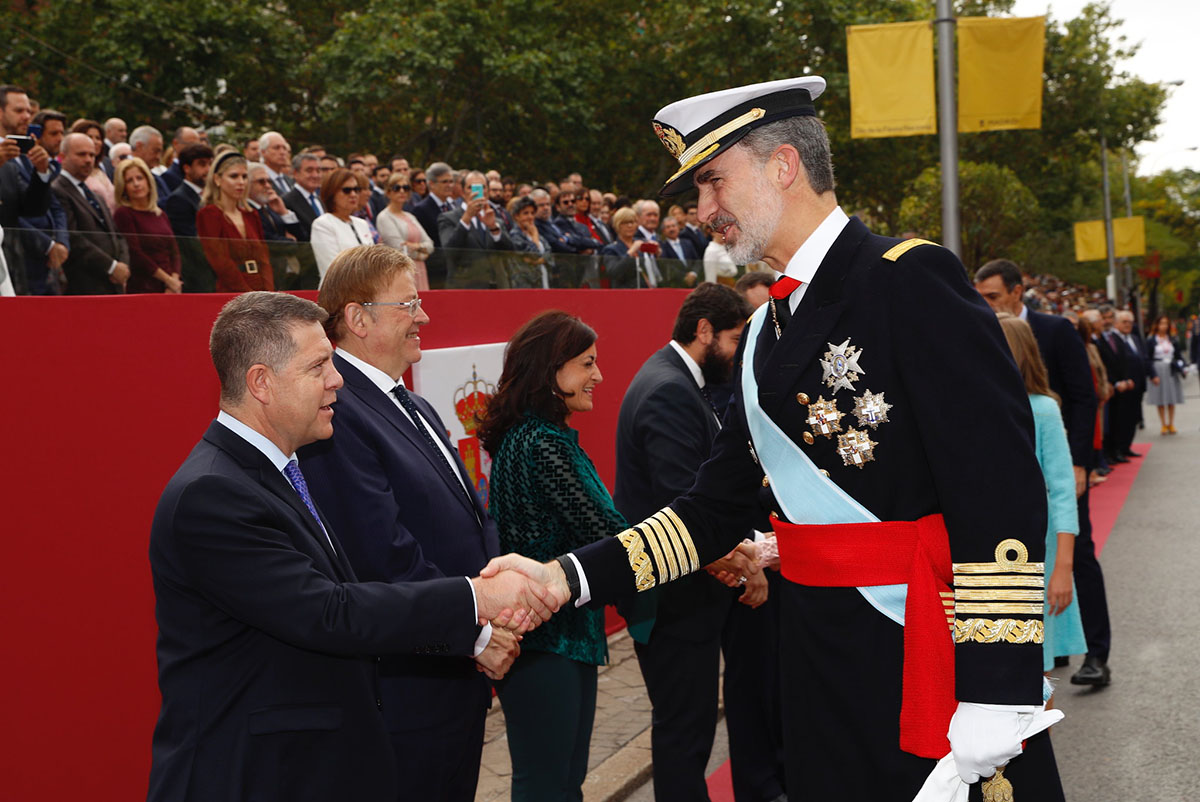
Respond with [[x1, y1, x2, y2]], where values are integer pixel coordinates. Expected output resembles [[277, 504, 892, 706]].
[[958, 16, 1045, 133], [1114, 216, 1146, 257], [1074, 217, 1147, 261], [847, 21, 936, 139]]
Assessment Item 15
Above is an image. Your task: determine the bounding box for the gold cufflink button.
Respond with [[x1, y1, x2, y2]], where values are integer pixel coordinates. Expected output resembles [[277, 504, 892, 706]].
[[796, 392, 810, 405], [802, 431, 815, 445]]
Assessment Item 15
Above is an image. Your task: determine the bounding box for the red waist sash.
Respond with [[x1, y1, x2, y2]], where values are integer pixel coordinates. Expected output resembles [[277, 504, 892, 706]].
[[774, 513, 955, 759]]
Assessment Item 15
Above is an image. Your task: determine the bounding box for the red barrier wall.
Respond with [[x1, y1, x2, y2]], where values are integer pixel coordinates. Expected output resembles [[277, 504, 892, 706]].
[[0, 289, 685, 799]]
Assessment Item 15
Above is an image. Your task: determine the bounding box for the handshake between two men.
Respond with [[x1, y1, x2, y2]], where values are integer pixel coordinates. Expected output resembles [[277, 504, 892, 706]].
[[469, 538, 768, 673]]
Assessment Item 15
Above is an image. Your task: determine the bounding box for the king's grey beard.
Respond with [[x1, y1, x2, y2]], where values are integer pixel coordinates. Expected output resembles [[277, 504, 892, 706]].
[[716, 179, 783, 264]]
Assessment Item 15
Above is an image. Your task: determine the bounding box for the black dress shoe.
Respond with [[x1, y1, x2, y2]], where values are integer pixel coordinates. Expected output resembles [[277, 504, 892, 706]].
[[1110, 455, 1130, 464], [1070, 656, 1111, 686], [1096, 466, 1113, 476], [1123, 450, 1143, 458]]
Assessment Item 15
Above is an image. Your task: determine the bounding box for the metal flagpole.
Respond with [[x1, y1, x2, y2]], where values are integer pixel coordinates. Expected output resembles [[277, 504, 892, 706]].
[[1100, 135, 1119, 302], [935, 0, 961, 258]]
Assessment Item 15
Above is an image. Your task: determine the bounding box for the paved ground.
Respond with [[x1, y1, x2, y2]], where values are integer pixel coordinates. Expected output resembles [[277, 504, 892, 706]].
[[476, 385, 1200, 802]]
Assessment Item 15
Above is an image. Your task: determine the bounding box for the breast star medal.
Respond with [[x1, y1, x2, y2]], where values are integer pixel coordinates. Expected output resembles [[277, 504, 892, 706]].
[[806, 395, 844, 438], [820, 339, 865, 393], [852, 390, 891, 429], [836, 428, 877, 468]]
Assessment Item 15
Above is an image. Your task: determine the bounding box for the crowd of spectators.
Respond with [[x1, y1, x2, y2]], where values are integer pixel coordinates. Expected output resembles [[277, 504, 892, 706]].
[[0, 84, 763, 296]]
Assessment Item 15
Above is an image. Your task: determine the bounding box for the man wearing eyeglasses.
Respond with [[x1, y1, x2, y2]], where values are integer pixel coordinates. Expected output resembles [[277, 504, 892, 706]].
[[300, 245, 515, 802]]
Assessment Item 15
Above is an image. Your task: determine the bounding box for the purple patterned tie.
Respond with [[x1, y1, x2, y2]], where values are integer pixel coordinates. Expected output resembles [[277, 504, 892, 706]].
[[283, 460, 326, 531]]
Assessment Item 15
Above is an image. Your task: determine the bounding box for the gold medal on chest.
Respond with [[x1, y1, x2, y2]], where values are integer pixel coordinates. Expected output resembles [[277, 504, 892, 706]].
[[836, 428, 877, 468], [806, 395, 843, 438], [820, 338, 865, 393], [852, 390, 891, 429]]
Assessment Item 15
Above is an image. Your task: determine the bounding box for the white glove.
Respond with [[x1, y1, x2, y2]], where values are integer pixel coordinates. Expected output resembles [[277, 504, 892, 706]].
[[947, 702, 1063, 784]]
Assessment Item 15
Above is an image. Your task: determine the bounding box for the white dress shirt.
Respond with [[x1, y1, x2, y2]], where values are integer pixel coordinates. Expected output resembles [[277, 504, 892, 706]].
[[779, 205, 850, 314]]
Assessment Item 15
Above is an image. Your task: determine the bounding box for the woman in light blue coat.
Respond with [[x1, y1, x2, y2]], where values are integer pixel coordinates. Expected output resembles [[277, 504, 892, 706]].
[[998, 315, 1087, 688]]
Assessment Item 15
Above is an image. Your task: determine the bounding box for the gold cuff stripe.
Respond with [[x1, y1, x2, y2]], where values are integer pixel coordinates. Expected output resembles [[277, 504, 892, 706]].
[[637, 522, 674, 583], [954, 563, 1044, 575], [651, 513, 689, 578], [617, 529, 656, 591], [955, 603, 1043, 615], [955, 575, 1044, 588], [660, 507, 701, 572], [643, 517, 680, 581], [954, 589, 1044, 602], [954, 618, 1044, 644], [677, 108, 766, 165]]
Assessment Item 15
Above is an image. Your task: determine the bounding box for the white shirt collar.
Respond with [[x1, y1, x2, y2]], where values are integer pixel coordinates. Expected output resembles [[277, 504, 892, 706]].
[[265, 166, 285, 180], [216, 410, 295, 472], [638, 226, 657, 240], [1018, 304, 1029, 321], [183, 179, 204, 195], [668, 340, 705, 389], [780, 205, 849, 286], [64, 171, 89, 191], [336, 347, 403, 391], [781, 206, 850, 312]]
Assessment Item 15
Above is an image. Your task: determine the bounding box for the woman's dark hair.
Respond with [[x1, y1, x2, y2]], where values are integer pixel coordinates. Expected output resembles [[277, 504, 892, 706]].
[[477, 310, 597, 454], [1147, 314, 1170, 336], [509, 195, 536, 218]]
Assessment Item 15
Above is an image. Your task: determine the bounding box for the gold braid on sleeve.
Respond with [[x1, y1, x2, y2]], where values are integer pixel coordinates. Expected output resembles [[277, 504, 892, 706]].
[[951, 539, 1044, 644], [616, 507, 699, 591]]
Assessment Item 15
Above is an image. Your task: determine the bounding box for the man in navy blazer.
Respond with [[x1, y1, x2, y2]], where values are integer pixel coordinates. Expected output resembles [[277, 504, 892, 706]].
[[615, 284, 786, 802], [162, 143, 215, 293], [975, 259, 1113, 687], [159, 126, 201, 193], [411, 161, 457, 288], [149, 291, 554, 802], [300, 246, 516, 800]]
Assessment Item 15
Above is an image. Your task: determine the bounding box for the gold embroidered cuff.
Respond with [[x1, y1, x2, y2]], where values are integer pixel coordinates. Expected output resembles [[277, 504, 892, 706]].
[[617, 507, 700, 592], [954, 618, 1044, 644]]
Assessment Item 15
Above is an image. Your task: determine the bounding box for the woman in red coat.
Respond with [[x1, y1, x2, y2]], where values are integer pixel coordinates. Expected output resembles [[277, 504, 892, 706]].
[[196, 151, 273, 292]]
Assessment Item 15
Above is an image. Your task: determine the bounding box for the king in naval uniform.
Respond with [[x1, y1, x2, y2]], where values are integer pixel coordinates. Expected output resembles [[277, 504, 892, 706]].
[[485, 77, 1065, 801]]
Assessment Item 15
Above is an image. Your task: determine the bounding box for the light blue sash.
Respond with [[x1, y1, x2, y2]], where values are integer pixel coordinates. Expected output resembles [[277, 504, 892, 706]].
[[741, 304, 907, 625]]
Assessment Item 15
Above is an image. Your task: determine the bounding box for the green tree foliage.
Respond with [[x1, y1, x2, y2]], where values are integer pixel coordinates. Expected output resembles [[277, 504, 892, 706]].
[[0, 0, 1177, 292], [898, 161, 1039, 272]]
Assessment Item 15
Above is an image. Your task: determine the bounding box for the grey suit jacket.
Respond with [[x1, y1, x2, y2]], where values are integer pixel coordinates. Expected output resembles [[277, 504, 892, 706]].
[[437, 207, 513, 288], [51, 174, 129, 295]]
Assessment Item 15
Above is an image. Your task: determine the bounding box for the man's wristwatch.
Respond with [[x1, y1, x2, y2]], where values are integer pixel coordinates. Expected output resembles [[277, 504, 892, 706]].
[[554, 555, 581, 604]]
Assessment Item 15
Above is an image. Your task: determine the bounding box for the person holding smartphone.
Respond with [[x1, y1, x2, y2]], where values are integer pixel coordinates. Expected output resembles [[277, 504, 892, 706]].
[[436, 169, 513, 288], [0, 84, 54, 295]]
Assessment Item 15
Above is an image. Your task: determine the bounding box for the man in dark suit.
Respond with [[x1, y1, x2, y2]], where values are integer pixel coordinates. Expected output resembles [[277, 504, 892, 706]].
[[283, 152, 325, 240], [51, 133, 130, 294], [129, 125, 170, 206], [975, 260, 1113, 687], [149, 291, 555, 802], [493, 77, 1064, 801], [17, 109, 69, 294], [0, 84, 54, 295], [1109, 310, 1152, 457], [680, 200, 710, 257], [247, 162, 308, 289], [616, 283, 786, 802], [162, 142, 215, 293], [160, 126, 201, 193], [412, 161, 457, 288], [438, 176, 515, 288], [300, 248, 516, 800]]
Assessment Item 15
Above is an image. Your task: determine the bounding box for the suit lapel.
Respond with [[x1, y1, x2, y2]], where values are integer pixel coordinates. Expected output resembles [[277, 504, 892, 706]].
[[335, 354, 479, 521], [755, 218, 870, 417], [203, 422, 348, 577]]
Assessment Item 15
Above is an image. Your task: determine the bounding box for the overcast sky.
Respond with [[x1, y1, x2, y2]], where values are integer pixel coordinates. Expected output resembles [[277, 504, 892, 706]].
[[1009, 0, 1198, 175]]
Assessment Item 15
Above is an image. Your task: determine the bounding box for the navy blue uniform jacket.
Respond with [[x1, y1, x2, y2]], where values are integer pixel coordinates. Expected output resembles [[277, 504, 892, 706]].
[[148, 421, 477, 802], [300, 352, 500, 733], [574, 218, 1049, 706]]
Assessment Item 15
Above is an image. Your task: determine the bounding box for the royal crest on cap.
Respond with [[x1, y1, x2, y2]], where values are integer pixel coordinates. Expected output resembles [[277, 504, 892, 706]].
[[653, 122, 686, 160]]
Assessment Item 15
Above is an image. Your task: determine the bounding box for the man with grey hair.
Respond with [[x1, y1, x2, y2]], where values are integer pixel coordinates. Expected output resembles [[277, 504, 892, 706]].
[[129, 124, 170, 203], [148, 290, 562, 801], [103, 117, 126, 148], [487, 77, 1064, 800], [633, 199, 664, 286], [412, 161, 456, 287], [438, 169, 514, 287], [282, 151, 324, 240], [259, 131, 293, 196]]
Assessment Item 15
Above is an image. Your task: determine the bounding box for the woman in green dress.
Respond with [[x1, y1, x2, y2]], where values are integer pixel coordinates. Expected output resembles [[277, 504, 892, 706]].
[[477, 310, 626, 801]]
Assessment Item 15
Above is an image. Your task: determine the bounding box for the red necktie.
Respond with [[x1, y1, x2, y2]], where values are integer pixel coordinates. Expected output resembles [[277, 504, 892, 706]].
[[770, 276, 802, 300]]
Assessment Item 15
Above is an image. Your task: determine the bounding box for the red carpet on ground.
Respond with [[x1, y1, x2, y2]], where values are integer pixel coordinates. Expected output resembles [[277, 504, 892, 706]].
[[704, 444, 1151, 799]]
